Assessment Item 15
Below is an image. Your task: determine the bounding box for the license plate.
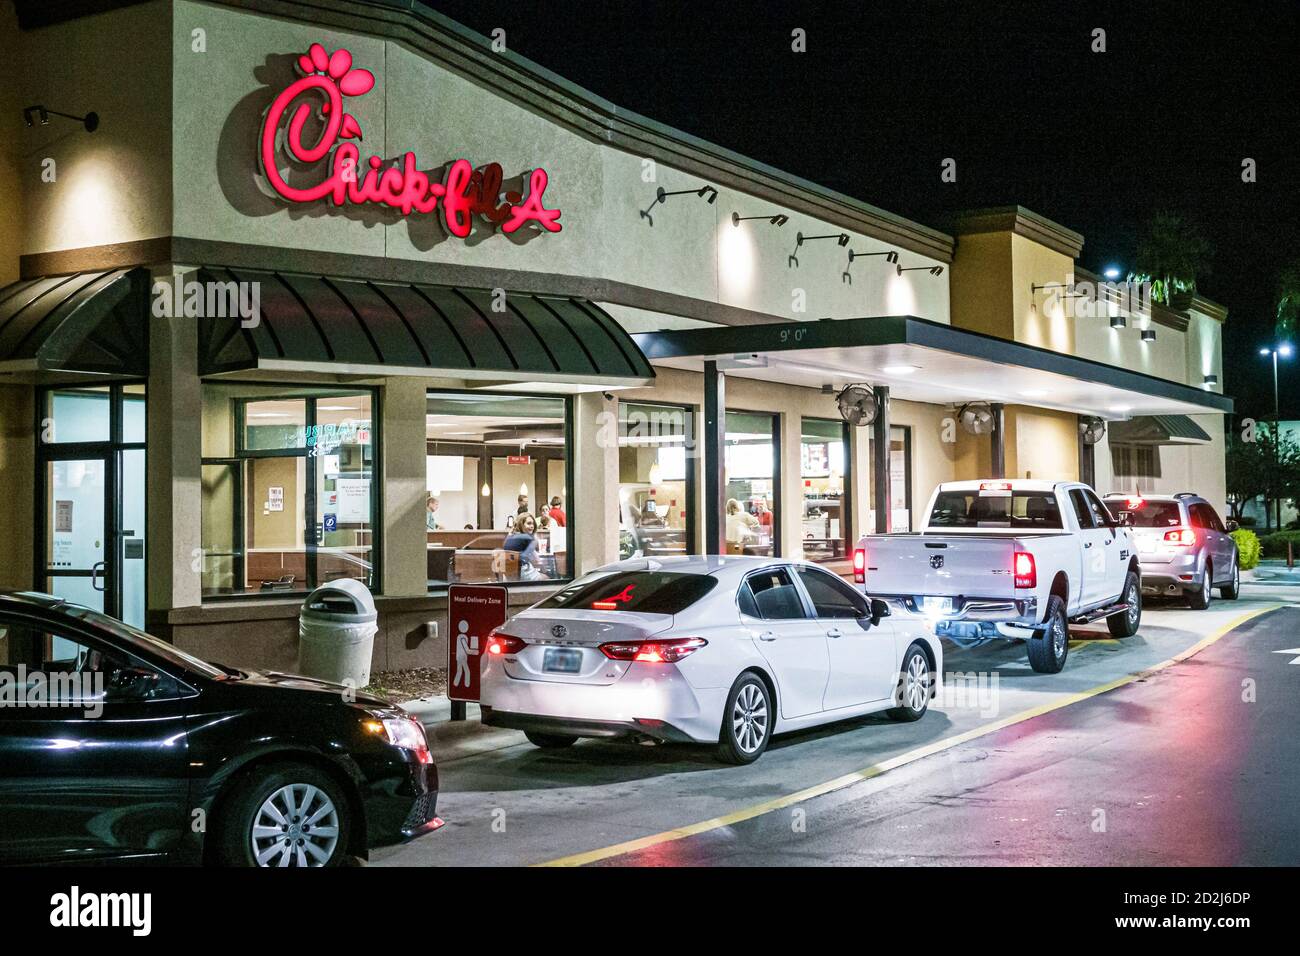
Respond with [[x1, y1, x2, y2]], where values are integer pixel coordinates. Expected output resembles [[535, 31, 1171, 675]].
[[543, 647, 583, 674], [922, 596, 954, 615]]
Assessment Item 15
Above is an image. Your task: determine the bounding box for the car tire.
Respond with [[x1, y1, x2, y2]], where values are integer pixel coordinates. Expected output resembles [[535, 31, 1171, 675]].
[[716, 671, 773, 765], [1107, 570, 1142, 638], [1027, 594, 1069, 674], [1187, 562, 1212, 610], [215, 762, 350, 867], [1219, 554, 1241, 600], [886, 644, 933, 722], [524, 731, 578, 750]]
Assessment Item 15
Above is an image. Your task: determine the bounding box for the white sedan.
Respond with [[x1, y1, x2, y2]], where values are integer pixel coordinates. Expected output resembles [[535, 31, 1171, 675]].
[[480, 556, 941, 763]]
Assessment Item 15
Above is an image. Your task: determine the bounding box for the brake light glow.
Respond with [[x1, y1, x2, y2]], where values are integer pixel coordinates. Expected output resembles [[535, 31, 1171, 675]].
[[1126, 496, 1145, 510], [592, 583, 635, 610], [1164, 528, 1197, 546], [852, 547, 867, 584], [599, 637, 707, 663], [980, 481, 1012, 491], [486, 630, 527, 655], [1013, 551, 1037, 589]]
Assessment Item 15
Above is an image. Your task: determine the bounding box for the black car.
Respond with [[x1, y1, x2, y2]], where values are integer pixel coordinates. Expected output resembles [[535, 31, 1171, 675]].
[[0, 591, 440, 866]]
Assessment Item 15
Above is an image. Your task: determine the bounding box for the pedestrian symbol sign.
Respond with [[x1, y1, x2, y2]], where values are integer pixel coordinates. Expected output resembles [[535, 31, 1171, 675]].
[[447, 585, 507, 703]]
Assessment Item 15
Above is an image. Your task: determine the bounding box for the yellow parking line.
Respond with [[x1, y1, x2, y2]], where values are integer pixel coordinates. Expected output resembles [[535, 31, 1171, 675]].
[[536, 604, 1280, 867]]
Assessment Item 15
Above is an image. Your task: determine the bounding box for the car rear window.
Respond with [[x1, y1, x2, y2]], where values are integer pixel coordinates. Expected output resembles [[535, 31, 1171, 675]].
[[929, 491, 1063, 528], [537, 572, 719, 614], [1108, 499, 1183, 528]]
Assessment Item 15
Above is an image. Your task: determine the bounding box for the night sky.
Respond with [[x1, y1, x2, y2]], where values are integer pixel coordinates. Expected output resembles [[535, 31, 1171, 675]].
[[428, 0, 1299, 419]]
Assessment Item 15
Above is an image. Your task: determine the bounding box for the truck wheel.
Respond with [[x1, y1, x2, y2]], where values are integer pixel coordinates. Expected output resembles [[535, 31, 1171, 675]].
[[886, 644, 933, 722], [1219, 555, 1240, 600], [1027, 595, 1069, 673], [1107, 570, 1142, 638], [1186, 562, 1212, 610]]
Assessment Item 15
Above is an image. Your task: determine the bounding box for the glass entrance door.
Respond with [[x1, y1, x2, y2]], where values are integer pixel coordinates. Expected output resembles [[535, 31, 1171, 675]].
[[44, 456, 109, 613], [38, 385, 146, 627]]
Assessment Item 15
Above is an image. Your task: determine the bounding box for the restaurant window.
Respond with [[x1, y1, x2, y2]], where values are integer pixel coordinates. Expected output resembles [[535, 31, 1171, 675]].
[[200, 383, 377, 598], [618, 402, 695, 558], [1111, 443, 1160, 494], [724, 410, 779, 556], [868, 425, 912, 532], [425, 392, 572, 588], [800, 418, 850, 562]]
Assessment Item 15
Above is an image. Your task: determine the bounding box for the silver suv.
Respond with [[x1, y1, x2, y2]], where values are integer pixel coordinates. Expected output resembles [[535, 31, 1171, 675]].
[[1103, 493, 1240, 609]]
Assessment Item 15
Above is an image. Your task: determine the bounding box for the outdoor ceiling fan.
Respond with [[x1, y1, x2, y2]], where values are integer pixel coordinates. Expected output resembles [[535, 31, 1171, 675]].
[[836, 384, 878, 427]]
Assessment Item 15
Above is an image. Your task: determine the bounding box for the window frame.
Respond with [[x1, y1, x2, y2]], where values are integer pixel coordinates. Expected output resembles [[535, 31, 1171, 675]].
[[424, 387, 575, 593], [617, 400, 698, 558], [738, 566, 809, 621], [799, 416, 852, 562], [794, 565, 870, 620], [199, 381, 382, 602]]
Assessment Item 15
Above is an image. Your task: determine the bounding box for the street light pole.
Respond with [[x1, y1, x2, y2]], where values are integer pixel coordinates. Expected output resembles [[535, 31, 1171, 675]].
[[1261, 343, 1294, 530]]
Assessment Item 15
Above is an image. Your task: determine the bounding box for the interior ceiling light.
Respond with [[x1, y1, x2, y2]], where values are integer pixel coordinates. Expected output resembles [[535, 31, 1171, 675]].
[[881, 364, 920, 375]]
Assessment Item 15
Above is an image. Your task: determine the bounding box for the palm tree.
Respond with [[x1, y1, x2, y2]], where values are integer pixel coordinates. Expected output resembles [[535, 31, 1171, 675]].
[[1128, 211, 1214, 306]]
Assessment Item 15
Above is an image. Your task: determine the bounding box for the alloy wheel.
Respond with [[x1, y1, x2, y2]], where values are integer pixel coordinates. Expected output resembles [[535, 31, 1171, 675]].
[[1126, 581, 1139, 627], [905, 653, 930, 711], [731, 682, 769, 754], [1052, 613, 1067, 660], [251, 783, 341, 867]]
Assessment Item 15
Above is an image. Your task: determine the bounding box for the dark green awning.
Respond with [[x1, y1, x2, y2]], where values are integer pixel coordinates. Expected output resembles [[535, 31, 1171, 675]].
[[0, 269, 149, 377], [198, 267, 654, 386], [1108, 415, 1213, 445]]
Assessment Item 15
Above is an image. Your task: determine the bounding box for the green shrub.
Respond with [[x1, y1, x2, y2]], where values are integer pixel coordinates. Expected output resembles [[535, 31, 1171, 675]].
[[1231, 529, 1261, 570], [1258, 530, 1300, 560]]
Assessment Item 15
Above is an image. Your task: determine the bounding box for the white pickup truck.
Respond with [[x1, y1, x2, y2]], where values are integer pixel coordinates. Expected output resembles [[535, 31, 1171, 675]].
[[852, 479, 1142, 673]]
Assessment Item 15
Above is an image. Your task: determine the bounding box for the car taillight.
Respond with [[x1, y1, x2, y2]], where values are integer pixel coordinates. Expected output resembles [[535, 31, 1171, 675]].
[[599, 637, 707, 663], [1164, 528, 1197, 546], [852, 547, 867, 584], [486, 630, 527, 655], [1013, 551, 1036, 589], [980, 481, 1012, 491]]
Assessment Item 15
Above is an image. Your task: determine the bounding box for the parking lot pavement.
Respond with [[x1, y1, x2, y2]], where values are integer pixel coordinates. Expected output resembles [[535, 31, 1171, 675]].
[[371, 588, 1291, 867]]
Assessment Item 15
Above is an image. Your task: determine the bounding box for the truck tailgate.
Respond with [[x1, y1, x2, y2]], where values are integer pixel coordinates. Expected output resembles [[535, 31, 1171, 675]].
[[862, 534, 1018, 599]]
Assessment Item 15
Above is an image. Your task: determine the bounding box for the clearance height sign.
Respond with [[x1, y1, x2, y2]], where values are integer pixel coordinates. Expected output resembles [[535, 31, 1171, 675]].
[[447, 585, 507, 703]]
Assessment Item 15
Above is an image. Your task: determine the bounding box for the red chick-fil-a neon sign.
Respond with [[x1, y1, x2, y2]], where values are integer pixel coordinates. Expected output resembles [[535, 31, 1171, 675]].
[[258, 43, 562, 236]]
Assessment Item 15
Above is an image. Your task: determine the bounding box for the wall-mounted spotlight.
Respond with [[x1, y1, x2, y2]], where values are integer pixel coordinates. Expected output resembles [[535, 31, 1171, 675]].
[[1029, 280, 1085, 314], [1203, 374, 1219, 387], [1141, 328, 1157, 343], [1110, 315, 1127, 329], [639, 183, 717, 226], [842, 248, 899, 283], [23, 104, 99, 133], [731, 211, 789, 227], [796, 231, 851, 248], [897, 264, 944, 277]]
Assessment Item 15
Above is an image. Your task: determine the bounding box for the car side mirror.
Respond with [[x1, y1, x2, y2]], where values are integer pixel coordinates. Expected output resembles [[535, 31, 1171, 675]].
[[870, 597, 891, 627], [1226, 520, 1239, 533]]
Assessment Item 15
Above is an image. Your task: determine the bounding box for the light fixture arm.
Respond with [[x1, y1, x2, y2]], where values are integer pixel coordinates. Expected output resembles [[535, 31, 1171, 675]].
[[22, 104, 99, 133], [640, 183, 717, 225]]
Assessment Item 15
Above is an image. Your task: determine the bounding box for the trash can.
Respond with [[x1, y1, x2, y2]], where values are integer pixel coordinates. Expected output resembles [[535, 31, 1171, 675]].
[[297, 578, 378, 688]]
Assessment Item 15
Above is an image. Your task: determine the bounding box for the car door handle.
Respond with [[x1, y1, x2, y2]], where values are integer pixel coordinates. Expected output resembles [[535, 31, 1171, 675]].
[[826, 628, 843, 639], [757, 630, 778, 642]]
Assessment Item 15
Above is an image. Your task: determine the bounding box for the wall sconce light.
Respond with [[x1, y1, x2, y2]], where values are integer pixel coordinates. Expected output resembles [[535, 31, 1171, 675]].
[[1203, 374, 1219, 387], [1141, 329, 1156, 343], [731, 211, 789, 227], [842, 248, 899, 284], [640, 183, 718, 226], [797, 231, 851, 248], [1110, 315, 1127, 329], [23, 104, 99, 133], [897, 264, 944, 277]]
